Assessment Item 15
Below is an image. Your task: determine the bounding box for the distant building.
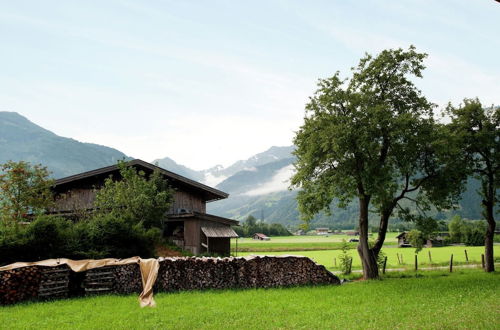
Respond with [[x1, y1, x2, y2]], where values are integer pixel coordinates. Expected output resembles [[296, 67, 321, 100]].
[[316, 228, 329, 235], [295, 229, 306, 236], [253, 233, 270, 241], [396, 232, 412, 247], [346, 231, 359, 236]]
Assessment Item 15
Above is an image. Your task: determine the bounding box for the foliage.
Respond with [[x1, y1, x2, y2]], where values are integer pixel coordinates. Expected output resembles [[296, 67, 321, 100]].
[[290, 46, 464, 278], [338, 239, 352, 274], [233, 215, 291, 237], [0, 161, 173, 264], [94, 161, 173, 229], [448, 215, 465, 243], [407, 229, 425, 253], [0, 161, 54, 228], [446, 99, 499, 271]]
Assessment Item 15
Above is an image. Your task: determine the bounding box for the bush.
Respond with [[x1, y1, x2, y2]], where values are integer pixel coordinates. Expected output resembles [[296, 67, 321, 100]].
[[77, 214, 160, 259], [464, 228, 485, 246], [338, 239, 352, 275], [0, 214, 162, 265]]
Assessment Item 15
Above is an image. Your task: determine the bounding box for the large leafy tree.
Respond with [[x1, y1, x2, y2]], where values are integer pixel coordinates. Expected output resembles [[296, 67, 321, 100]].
[[446, 99, 499, 272], [291, 47, 463, 279], [0, 161, 54, 228], [94, 161, 174, 230]]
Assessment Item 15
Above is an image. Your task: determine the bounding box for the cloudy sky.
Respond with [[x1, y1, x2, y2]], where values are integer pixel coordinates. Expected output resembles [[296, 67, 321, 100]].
[[1, 0, 498, 170]]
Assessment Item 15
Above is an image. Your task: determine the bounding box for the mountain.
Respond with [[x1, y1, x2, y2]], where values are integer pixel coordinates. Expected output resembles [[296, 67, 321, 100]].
[[154, 145, 296, 187], [153, 156, 204, 182], [0, 112, 129, 178], [1, 112, 488, 228]]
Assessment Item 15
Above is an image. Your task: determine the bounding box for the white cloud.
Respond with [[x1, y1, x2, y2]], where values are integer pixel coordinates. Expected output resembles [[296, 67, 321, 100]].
[[202, 172, 228, 187], [243, 164, 295, 196]]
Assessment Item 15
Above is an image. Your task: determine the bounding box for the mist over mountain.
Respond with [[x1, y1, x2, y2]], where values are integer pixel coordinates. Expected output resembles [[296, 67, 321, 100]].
[[0, 112, 129, 178]]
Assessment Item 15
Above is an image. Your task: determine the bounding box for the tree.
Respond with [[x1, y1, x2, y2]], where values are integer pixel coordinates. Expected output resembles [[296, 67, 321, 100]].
[[407, 229, 425, 254], [291, 46, 463, 279], [446, 99, 499, 272], [93, 161, 173, 230], [0, 161, 54, 228], [448, 215, 465, 243]]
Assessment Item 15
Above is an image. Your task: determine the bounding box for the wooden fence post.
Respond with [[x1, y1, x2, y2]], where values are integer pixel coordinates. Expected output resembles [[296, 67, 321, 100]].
[[415, 254, 418, 272], [481, 254, 485, 269], [464, 249, 468, 263], [334, 258, 337, 267], [396, 253, 400, 265], [383, 256, 387, 274], [449, 254, 453, 273], [428, 251, 432, 263]]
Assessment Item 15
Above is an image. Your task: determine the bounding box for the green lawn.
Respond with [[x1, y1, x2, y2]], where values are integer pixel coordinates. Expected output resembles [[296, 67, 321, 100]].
[[2, 271, 498, 329], [232, 233, 399, 252], [240, 246, 500, 272]]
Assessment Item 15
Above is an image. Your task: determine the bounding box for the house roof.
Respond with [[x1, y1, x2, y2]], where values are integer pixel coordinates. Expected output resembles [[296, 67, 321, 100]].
[[53, 159, 228, 202], [201, 226, 239, 238], [396, 232, 407, 239], [167, 211, 239, 226], [254, 233, 269, 238]]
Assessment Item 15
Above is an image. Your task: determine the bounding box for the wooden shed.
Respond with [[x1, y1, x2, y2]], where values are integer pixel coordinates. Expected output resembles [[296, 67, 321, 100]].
[[51, 159, 238, 256], [253, 233, 270, 241], [396, 232, 412, 247]]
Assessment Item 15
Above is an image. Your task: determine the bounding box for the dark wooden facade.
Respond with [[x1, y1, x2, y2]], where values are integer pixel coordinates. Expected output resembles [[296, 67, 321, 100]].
[[52, 159, 238, 256]]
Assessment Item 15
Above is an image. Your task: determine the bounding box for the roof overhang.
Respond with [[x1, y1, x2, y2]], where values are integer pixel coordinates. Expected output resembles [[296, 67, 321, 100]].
[[53, 159, 228, 202], [201, 226, 239, 238], [166, 211, 239, 226]]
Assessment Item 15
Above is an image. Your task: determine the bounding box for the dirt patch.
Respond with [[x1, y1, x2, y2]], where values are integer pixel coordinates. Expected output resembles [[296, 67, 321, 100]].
[[155, 245, 184, 257]]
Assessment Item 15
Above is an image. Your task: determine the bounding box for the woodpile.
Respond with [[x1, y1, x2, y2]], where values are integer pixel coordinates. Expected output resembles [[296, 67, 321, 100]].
[[1, 255, 339, 305], [155, 256, 340, 292], [83, 264, 142, 295], [112, 264, 142, 294], [0, 266, 42, 305], [38, 265, 70, 300]]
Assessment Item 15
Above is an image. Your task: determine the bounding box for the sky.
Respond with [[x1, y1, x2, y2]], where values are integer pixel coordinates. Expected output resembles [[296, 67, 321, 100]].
[[0, 0, 499, 170]]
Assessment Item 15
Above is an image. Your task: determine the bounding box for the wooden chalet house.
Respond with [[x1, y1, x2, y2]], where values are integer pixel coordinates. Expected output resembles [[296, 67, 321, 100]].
[[51, 159, 238, 256]]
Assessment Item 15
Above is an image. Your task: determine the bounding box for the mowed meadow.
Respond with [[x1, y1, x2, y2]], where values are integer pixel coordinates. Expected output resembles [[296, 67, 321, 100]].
[[233, 234, 500, 272], [1, 270, 498, 329]]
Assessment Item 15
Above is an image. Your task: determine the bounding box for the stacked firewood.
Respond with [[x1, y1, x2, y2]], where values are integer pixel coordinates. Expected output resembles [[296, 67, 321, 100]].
[[82, 264, 142, 295], [155, 256, 340, 292], [38, 265, 70, 300], [1, 256, 339, 305], [0, 266, 42, 305], [112, 263, 142, 294]]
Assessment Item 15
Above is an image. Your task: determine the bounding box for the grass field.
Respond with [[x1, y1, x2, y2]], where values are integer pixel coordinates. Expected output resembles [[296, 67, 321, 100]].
[[232, 233, 399, 252], [240, 246, 500, 272], [2, 270, 498, 329]]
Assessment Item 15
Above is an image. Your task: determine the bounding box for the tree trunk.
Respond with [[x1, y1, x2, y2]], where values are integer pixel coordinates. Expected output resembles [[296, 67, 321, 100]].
[[357, 196, 379, 279], [484, 199, 496, 272], [371, 210, 391, 257]]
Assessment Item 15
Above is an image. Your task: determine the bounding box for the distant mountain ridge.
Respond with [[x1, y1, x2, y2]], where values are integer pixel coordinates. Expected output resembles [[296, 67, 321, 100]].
[[1, 112, 486, 229], [0, 111, 129, 178]]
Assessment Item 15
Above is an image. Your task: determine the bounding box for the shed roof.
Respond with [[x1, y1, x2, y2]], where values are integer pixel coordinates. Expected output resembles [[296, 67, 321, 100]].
[[201, 226, 239, 238], [53, 159, 228, 202]]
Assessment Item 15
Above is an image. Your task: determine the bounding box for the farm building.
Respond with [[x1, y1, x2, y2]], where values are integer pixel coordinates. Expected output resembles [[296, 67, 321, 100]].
[[253, 233, 270, 241], [346, 231, 359, 236], [396, 232, 412, 247], [295, 229, 305, 236], [51, 159, 238, 256], [316, 228, 329, 235]]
